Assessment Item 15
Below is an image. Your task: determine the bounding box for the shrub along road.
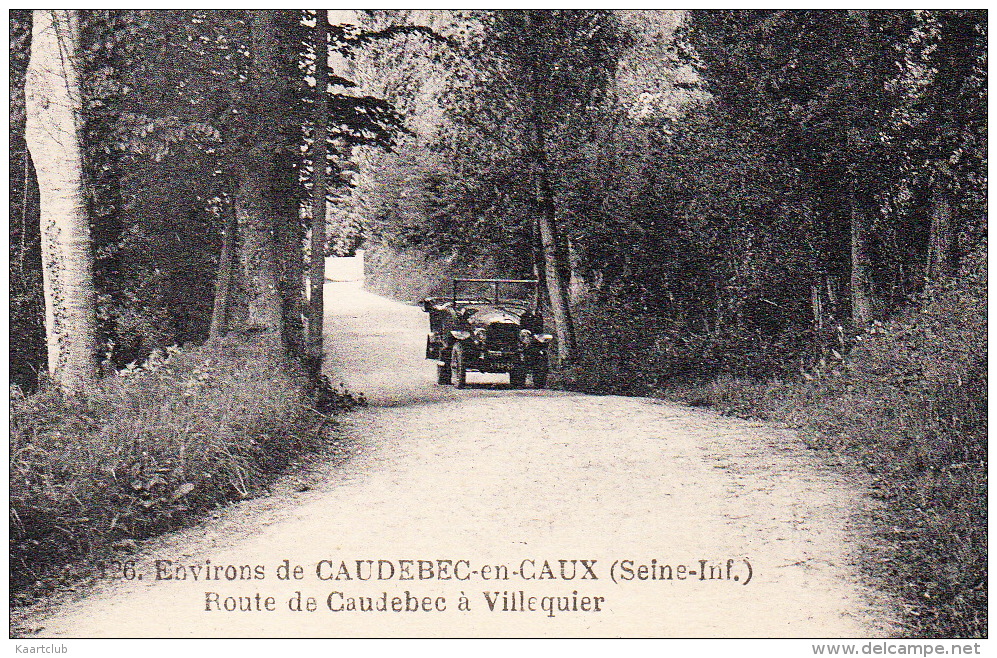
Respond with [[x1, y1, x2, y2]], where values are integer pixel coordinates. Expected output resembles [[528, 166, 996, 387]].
[[21, 259, 898, 638]]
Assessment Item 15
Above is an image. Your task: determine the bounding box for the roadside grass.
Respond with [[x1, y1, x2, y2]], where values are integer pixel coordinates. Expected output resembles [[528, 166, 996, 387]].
[[9, 334, 340, 604], [655, 273, 986, 638]]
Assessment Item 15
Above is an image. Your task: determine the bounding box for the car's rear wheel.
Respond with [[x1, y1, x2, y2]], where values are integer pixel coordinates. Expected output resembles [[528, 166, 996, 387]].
[[450, 343, 467, 389], [436, 360, 452, 385], [509, 367, 526, 389]]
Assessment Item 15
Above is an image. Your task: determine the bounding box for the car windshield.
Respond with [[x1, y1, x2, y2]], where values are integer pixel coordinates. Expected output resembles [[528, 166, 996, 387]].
[[453, 279, 536, 305]]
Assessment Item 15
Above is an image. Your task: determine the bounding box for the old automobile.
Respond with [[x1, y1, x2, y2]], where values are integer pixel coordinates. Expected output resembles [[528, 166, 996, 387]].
[[421, 278, 551, 389]]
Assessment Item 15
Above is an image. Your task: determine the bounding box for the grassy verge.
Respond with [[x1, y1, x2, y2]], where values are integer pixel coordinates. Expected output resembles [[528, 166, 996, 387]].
[[655, 275, 986, 637], [9, 334, 337, 604]]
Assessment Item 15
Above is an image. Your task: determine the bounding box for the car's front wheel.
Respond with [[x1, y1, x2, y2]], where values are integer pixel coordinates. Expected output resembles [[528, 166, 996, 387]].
[[450, 343, 467, 389], [436, 360, 452, 385]]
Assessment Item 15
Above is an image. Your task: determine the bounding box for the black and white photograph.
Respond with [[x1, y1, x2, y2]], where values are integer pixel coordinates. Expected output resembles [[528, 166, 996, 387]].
[[8, 9, 987, 646]]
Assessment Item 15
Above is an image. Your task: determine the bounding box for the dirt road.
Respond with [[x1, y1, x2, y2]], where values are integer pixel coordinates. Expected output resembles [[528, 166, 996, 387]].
[[21, 257, 896, 638]]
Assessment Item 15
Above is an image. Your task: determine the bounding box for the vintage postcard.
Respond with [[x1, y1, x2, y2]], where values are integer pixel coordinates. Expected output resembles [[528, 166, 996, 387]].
[[9, 9, 986, 646]]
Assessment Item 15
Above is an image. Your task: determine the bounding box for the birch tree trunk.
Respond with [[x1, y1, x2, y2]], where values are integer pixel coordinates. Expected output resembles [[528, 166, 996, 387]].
[[24, 9, 98, 392], [236, 10, 285, 342], [307, 11, 329, 370]]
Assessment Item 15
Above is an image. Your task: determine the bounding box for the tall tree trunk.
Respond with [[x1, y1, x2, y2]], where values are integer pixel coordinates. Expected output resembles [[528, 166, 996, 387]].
[[534, 152, 577, 362], [307, 10, 329, 372], [925, 187, 955, 281], [236, 10, 285, 343], [528, 95, 576, 362], [849, 181, 874, 324], [24, 9, 98, 392], [274, 149, 306, 356], [236, 148, 285, 337], [847, 130, 874, 325], [209, 199, 238, 338], [531, 217, 549, 314]]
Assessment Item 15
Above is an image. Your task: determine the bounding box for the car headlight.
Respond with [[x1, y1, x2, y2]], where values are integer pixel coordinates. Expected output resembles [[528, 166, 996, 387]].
[[519, 329, 533, 344], [473, 327, 487, 343]]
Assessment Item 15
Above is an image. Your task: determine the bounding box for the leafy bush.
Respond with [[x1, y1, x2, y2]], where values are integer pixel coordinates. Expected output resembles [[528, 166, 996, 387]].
[[565, 288, 815, 396], [9, 334, 330, 601]]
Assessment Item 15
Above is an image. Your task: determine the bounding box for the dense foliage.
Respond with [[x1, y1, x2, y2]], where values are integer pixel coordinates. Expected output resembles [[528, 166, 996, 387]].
[[355, 9, 984, 376]]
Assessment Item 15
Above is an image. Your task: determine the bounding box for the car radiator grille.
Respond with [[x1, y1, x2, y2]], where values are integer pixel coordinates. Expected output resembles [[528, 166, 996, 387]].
[[486, 323, 519, 350]]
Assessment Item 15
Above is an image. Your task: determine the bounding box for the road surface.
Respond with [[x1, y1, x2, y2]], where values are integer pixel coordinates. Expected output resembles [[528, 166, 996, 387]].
[[18, 256, 896, 638]]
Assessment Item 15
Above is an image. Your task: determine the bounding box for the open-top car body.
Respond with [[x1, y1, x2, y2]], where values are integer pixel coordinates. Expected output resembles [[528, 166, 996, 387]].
[[421, 278, 551, 389]]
